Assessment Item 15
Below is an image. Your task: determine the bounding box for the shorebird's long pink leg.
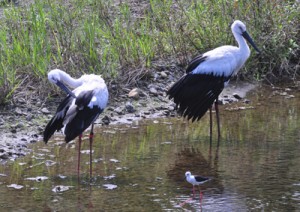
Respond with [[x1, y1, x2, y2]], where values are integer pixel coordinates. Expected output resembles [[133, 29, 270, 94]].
[[192, 185, 196, 198], [89, 124, 95, 178], [78, 134, 82, 176], [197, 186, 203, 209]]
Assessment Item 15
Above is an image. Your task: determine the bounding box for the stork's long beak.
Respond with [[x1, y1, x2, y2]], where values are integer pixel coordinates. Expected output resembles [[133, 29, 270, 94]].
[[56, 80, 76, 98], [242, 31, 261, 54]]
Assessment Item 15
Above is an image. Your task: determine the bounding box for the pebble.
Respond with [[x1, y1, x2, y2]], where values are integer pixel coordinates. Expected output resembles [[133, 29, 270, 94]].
[[128, 88, 140, 100], [114, 106, 124, 115], [41, 108, 50, 114], [102, 115, 110, 125], [233, 93, 243, 100], [160, 71, 168, 79], [0, 153, 9, 159], [15, 108, 23, 115], [149, 87, 158, 95], [125, 102, 135, 113]]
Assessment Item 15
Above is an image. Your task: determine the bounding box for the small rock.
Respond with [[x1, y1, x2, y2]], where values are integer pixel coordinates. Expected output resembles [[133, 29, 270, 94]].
[[0, 118, 4, 125], [7, 184, 24, 189], [128, 88, 140, 100], [103, 184, 117, 190], [160, 71, 168, 79], [102, 115, 110, 125], [41, 108, 50, 114], [125, 102, 135, 113], [52, 185, 73, 193], [149, 87, 158, 96], [15, 107, 23, 115], [243, 99, 251, 104], [26, 114, 33, 121], [16, 123, 24, 129], [0, 153, 9, 159], [233, 93, 243, 100], [114, 106, 124, 115]]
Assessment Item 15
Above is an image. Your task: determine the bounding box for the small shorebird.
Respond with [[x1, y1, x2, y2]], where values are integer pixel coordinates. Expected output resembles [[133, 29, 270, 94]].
[[185, 171, 211, 199]]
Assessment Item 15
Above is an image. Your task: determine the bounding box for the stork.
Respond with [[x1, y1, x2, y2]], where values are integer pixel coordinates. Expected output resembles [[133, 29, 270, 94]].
[[43, 69, 109, 177], [167, 20, 260, 142]]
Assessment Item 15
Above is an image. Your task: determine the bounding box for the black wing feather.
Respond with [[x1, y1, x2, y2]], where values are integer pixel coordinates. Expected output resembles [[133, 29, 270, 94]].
[[167, 73, 228, 122], [186, 55, 207, 74], [43, 95, 74, 143], [64, 90, 103, 143], [64, 107, 103, 142]]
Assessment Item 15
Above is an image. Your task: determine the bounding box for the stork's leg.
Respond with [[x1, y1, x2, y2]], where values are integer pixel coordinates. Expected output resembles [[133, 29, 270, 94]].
[[78, 134, 82, 176], [89, 124, 95, 178], [215, 97, 221, 142], [209, 106, 213, 145]]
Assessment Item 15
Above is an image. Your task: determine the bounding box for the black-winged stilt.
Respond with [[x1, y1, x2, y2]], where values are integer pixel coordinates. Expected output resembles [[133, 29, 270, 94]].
[[43, 69, 109, 177], [167, 20, 260, 142], [185, 171, 210, 199]]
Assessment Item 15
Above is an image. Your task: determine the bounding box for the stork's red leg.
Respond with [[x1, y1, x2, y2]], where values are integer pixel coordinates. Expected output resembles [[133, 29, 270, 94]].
[[89, 124, 95, 178], [209, 106, 213, 145], [78, 134, 82, 176], [215, 98, 221, 142]]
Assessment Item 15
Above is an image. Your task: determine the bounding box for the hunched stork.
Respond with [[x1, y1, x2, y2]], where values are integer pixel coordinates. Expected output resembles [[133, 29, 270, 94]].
[[167, 20, 260, 142], [43, 69, 109, 177]]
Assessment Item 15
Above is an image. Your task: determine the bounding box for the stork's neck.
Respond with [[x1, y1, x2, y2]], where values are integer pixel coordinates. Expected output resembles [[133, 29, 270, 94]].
[[233, 31, 250, 59], [59, 71, 82, 88]]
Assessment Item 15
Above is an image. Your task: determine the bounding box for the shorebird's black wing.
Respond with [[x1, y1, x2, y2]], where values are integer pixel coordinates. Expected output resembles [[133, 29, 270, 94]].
[[43, 95, 74, 143], [195, 175, 210, 183], [64, 90, 103, 142]]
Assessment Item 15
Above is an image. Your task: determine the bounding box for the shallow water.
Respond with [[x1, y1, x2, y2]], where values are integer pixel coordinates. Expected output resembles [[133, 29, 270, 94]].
[[0, 85, 299, 211]]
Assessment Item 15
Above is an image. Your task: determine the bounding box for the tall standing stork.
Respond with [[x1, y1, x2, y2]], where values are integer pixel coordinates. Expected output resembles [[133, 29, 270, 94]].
[[167, 20, 260, 142], [43, 69, 109, 177]]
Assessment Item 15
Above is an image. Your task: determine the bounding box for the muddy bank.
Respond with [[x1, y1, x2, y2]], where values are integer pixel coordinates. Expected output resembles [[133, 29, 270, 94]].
[[1, 77, 299, 161], [0, 72, 258, 161]]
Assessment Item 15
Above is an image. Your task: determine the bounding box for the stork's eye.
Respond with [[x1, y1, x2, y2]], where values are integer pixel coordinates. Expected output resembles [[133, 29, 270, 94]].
[[239, 26, 244, 33]]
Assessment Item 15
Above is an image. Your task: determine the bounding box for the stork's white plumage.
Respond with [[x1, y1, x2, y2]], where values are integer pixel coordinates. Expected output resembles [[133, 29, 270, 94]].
[[167, 20, 260, 141], [44, 69, 109, 177]]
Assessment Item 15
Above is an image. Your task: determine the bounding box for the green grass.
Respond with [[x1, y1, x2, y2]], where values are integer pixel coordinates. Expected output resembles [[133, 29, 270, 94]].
[[0, 0, 299, 104]]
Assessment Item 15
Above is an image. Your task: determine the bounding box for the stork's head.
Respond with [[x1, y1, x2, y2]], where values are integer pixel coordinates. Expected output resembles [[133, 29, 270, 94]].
[[231, 20, 247, 35], [48, 69, 63, 84], [231, 20, 261, 54], [47, 69, 76, 98]]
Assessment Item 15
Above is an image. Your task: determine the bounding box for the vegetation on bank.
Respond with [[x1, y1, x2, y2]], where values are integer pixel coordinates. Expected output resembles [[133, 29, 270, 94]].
[[0, 0, 299, 104]]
